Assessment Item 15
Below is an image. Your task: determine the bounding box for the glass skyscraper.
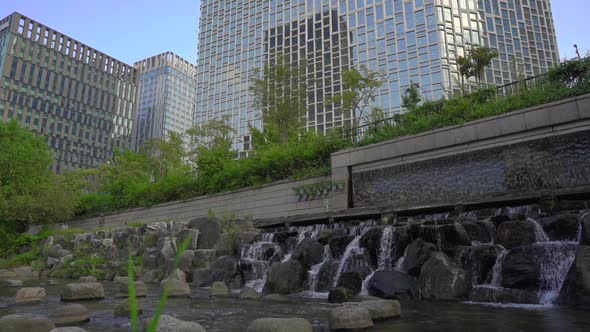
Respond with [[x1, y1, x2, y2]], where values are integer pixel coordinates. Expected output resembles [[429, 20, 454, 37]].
[[133, 52, 197, 150], [0, 12, 137, 173], [194, 0, 559, 152]]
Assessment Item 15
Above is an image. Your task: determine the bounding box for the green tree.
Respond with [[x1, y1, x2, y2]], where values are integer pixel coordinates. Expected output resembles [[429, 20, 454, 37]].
[[457, 55, 474, 95], [456, 46, 499, 91], [250, 54, 307, 144], [401, 81, 422, 112], [328, 66, 384, 127], [141, 132, 188, 179]]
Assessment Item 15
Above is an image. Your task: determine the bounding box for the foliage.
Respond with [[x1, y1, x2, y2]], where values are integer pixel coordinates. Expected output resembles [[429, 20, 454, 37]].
[[141, 132, 189, 179], [186, 117, 236, 181], [250, 54, 307, 144], [456, 46, 499, 89], [401, 82, 422, 111], [0, 250, 41, 268], [62, 254, 108, 279], [327, 65, 384, 127]]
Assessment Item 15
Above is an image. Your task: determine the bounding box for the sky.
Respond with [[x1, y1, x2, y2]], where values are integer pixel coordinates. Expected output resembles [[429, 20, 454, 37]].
[[0, 0, 588, 65]]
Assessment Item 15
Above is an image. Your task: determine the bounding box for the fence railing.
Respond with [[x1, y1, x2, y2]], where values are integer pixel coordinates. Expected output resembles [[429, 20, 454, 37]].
[[343, 73, 549, 143]]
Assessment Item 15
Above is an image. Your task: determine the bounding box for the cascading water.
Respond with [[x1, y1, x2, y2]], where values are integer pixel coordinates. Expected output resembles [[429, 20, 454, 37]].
[[490, 248, 508, 287], [528, 218, 550, 242], [240, 235, 280, 292], [537, 243, 577, 305], [307, 244, 331, 291], [332, 235, 365, 287], [377, 226, 394, 270]]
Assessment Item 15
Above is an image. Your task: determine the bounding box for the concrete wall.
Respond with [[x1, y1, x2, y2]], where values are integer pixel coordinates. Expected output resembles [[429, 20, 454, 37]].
[[332, 93, 590, 209], [63, 176, 337, 231]]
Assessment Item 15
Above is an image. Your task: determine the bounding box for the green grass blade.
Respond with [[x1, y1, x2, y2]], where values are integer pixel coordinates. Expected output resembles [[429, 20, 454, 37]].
[[128, 258, 138, 332], [148, 235, 192, 332]]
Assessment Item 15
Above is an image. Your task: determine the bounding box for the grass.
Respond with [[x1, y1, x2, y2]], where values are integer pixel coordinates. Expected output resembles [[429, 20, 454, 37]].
[[128, 234, 192, 332]]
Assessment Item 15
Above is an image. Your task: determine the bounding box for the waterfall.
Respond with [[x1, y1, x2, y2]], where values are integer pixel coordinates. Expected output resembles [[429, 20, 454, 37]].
[[528, 218, 549, 242], [307, 244, 332, 292], [490, 248, 508, 287], [377, 226, 394, 270], [537, 243, 577, 305], [241, 234, 279, 293], [332, 235, 364, 287]]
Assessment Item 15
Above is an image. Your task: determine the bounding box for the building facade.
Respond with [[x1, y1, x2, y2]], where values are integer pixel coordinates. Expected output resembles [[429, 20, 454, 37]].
[[133, 52, 197, 151], [0, 12, 137, 173], [194, 0, 559, 152]]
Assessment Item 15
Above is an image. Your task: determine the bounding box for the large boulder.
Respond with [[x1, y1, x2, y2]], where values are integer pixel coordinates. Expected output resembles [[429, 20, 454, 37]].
[[178, 229, 200, 250], [265, 260, 306, 294], [538, 214, 580, 241], [141, 314, 206, 332], [470, 286, 539, 304], [582, 214, 590, 246], [78, 276, 97, 283], [328, 287, 356, 303], [201, 256, 241, 287], [328, 236, 355, 259], [317, 229, 347, 245], [462, 220, 495, 244], [329, 305, 373, 330], [402, 239, 437, 277], [13, 266, 34, 277], [114, 298, 143, 317], [359, 228, 383, 269], [354, 300, 401, 320], [193, 268, 213, 287], [210, 281, 230, 297], [419, 252, 471, 300], [337, 271, 362, 295], [192, 249, 217, 269], [292, 238, 324, 269], [315, 260, 339, 292], [501, 246, 542, 290], [368, 270, 419, 300], [160, 279, 191, 297], [0, 314, 55, 332], [189, 217, 221, 249], [239, 286, 261, 300], [0, 269, 17, 278], [118, 281, 148, 297], [246, 318, 312, 332], [15, 287, 46, 303], [1, 280, 23, 287], [49, 304, 90, 326], [139, 269, 162, 284], [558, 245, 590, 308], [435, 223, 472, 253], [61, 283, 105, 301], [454, 245, 503, 284], [497, 220, 537, 249]]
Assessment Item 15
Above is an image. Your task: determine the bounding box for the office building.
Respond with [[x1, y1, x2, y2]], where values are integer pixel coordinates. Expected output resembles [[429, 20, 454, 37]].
[[194, 0, 559, 152], [0, 12, 137, 173], [133, 52, 197, 150]]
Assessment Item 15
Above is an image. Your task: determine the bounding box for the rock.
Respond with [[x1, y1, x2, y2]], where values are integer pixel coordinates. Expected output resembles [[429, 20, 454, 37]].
[[239, 286, 261, 299], [470, 286, 540, 304], [368, 270, 419, 300], [435, 223, 472, 253], [354, 300, 401, 320], [142, 314, 206, 332], [558, 245, 590, 308], [13, 266, 34, 277], [15, 287, 46, 303], [202, 256, 240, 286], [1, 280, 23, 287], [329, 305, 373, 330], [140, 269, 161, 283], [50, 327, 88, 332], [143, 254, 158, 270], [581, 214, 590, 246], [49, 304, 90, 326], [61, 283, 105, 301], [210, 281, 230, 297], [160, 279, 191, 297], [0, 269, 17, 278], [114, 276, 129, 284], [262, 293, 290, 302], [158, 237, 177, 263], [238, 230, 262, 246], [328, 287, 356, 303], [454, 245, 503, 284], [292, 238, 324, 269], [328, 236, 355, 259], [501, 245, 542, 290], [193, 268, 213, 287], [462, 220, 495, 243], [50, 328, 88, 332], [0, 314, 55, 332], [337, 271, 362, 295], [113, 231, 129, 249], [538, 214, 580, 241], [189, 216, 221, 249], [315, 260, 339, 292], [359, 228, 383, 269], [78, 276, 97, 283], [265, 260, 306, 294], [419, 252, 471, 300], [177, 250, 195, 276], [497, 220, 537, 249], [192, 249, 217, 269], [167, 268, 187, 282], [246, 318, 312, 332], [114, 298, 143, 317], [178, 229, 200, 250], [317, 228, 347, 245], [118, 281, 148, 297], [402, 239, 437, 277]]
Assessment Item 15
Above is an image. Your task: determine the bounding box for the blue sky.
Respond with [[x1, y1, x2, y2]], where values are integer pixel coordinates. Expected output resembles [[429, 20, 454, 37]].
[[0, 0, 587, 65]]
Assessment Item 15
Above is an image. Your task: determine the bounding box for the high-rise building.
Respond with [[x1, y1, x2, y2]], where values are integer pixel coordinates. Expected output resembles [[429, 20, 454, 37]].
[[0, 12, 137, 173], [194, 0, 559, 152], [133, 52, 197, 150]]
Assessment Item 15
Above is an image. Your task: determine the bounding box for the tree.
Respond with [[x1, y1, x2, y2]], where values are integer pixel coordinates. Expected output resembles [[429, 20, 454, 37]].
[[328, 65, 384, 127], [456, 46, 499, 92], [401, 81, 422, 112], [141, 132, 188, 179], [250, 54, 307, 144], [457, 55, 474, 95]]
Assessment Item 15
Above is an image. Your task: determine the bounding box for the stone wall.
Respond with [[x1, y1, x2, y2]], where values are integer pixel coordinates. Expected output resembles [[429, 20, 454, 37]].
[[54, 176, 337, 232], [332, 93, 590, 209]]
